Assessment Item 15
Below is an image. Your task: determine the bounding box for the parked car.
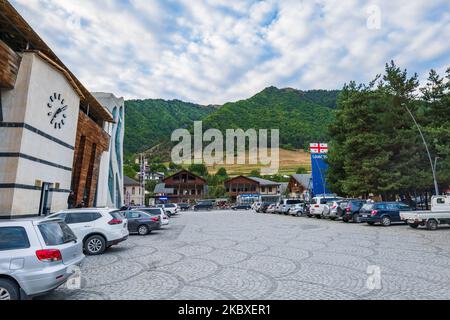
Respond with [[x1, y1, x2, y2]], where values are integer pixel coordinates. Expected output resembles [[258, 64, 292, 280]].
[[342, 200, 369, 223], [121, 210, 162, 235], [278, 199, 304, 215], [0, 219, 84, 300], [194, 201, 214, 211], [133, 208, 169, 226], [258, 202, 273, 213], [324, 199, 355, 220], [360, 202, 412, 226], [231, 204, 252, 211], [288, 202, 306, 216], [178, 203, 191, 211], [161, 203, 179, 216], [266, 204, 276, 214], [46, 208, 129, 255], [252, 202, 262, 212], [309, 196, 343, 218]]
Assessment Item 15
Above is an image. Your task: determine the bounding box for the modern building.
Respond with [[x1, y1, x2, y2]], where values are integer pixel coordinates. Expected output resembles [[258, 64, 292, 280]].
[[123, 176, 143, 206], [93, 92, 125, 209], [224, 176, 281, 203], [153, 169, 207, 203], [287, 174, 312, 199], [0, 0, 113, 217]]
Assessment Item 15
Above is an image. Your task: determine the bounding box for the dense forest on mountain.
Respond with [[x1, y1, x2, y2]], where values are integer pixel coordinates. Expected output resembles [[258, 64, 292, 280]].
[[124, 87, 340, 157], [124, 99, 216, 155], [201, 87, 339, 150]]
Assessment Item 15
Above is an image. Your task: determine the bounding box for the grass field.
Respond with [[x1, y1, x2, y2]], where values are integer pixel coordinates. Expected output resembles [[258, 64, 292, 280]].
[[203, 148, 311, 176]]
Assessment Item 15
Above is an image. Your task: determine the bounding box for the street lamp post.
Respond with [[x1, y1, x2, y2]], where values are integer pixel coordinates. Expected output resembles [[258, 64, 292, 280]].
[[402, 103, 440, 196]]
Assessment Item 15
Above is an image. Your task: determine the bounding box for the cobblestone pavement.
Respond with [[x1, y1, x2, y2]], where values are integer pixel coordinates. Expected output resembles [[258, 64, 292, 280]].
[[42, 210, 450, 300]]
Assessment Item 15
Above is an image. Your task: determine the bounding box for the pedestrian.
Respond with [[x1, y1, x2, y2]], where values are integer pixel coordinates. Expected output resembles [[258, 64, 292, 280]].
[[67, 191, 75, 209], [75, 200, 85, 208]]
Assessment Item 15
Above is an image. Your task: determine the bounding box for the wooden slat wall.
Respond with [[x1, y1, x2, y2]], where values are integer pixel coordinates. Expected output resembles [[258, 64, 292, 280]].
[[0, 39, 20, 89]]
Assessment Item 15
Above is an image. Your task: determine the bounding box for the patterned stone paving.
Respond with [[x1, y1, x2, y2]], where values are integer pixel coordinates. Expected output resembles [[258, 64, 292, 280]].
[[41, 210, 450, 300]]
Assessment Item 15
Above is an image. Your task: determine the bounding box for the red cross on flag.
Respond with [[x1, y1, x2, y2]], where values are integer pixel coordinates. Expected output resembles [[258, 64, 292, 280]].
[[310, 143, 328, 154]]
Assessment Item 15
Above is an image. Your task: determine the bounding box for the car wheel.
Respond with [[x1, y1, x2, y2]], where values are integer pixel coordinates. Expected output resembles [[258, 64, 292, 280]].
[[84, 235, 106, 255], [0, 279, 19, 301], [343, 217, 349, 223], [138, 225, 150, 236], [408, 223, 419, 229], [381, 216, 392, 227], [426, 219, 438, 231]]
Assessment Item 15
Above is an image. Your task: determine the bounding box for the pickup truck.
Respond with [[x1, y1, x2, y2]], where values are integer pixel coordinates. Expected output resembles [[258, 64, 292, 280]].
[[400, 195, 450, 230]]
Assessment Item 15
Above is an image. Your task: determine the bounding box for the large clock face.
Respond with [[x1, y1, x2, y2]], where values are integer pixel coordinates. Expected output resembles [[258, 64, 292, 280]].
[[47, 92, 68, 129]]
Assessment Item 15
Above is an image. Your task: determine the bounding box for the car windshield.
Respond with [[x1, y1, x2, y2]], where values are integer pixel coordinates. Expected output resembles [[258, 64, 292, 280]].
[[165, 204, 176, 208], [38, 221, 76, 246]]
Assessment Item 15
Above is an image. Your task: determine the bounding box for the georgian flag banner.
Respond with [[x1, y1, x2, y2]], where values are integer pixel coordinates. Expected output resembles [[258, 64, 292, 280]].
[[310, 143, 328, 154]]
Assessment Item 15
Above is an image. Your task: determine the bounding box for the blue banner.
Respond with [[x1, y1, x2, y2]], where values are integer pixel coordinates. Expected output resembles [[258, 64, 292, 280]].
[[311, 153, 332, 196]]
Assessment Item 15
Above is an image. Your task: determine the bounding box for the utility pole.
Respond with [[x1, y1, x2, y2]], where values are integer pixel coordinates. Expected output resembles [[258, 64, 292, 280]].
[[140, 154, 146, 206], [402, 103, 440, 196]]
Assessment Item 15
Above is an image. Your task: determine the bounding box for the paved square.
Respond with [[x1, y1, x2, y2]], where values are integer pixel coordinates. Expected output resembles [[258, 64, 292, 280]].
[[42, 210, 450, 300]]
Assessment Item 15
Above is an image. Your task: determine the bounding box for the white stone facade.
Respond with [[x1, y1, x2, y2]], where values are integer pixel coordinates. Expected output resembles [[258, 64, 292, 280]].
[[0, 52, 80, 217]]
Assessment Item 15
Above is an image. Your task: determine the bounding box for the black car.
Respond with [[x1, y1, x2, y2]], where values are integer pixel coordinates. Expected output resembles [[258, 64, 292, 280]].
[[231, 204, 252, 211], [342, 200, 367, 223], [193, 201, 214, 211], [360, 202, 412, 226], [121, 210, 161, 235], [178, 203, 191, 211]]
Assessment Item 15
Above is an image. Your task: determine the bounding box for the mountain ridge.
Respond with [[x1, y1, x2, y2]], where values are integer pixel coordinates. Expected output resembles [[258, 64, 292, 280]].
[[124, 86, 340, 157]]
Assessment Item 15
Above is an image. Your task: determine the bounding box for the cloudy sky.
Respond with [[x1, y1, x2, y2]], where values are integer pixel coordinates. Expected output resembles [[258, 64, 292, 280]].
[[10, 0, 450, 105]]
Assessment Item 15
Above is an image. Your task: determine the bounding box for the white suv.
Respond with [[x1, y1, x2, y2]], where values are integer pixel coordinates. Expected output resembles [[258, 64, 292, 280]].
[[46, 208, 129, 255], [309, 196, 343, 218], [162, 203, 179, 216]]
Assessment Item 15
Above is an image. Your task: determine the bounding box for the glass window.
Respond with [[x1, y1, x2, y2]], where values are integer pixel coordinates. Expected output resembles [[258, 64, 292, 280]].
[[109, 211, 123, 220], [361, 204, 374, 211], [38, 222, 76, 246], [436, 198, 446, 204], [141, 209, 161, 215], [126, 212, 141, 219], [66, 212, 98, 224], [0, 227, 30, 251]]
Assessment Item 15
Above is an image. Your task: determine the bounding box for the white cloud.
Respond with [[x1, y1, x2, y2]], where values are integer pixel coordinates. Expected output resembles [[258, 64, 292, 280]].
[[10, 0, 450, 104]]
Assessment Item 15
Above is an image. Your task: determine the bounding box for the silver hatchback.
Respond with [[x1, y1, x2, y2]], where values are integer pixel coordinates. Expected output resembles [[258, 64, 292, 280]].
[[0, 219, 84, 300]]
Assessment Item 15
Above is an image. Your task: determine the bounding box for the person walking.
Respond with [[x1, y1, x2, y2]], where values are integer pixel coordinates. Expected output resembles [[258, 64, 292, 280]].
[[67, 191, 75, 209]]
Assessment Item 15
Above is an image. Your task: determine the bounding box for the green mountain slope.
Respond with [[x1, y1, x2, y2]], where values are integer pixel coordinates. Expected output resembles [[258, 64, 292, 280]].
[[124, 87, 339, 157], [202, 87, 339, 149], [124, 99, 216, 154]]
